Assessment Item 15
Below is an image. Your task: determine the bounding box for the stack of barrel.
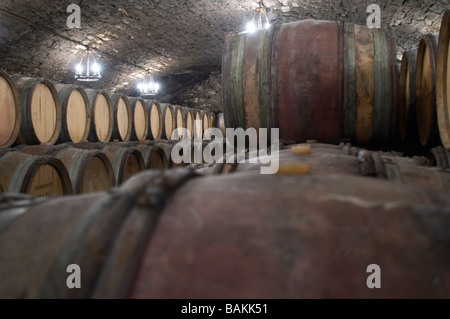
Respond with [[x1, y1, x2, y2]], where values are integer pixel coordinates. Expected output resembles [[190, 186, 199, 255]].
[[0, 72, 225, 197], [222, 11, 450, 160]]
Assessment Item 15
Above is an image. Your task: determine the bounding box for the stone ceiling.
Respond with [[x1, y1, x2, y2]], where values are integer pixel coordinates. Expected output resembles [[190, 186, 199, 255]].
[[0, 0, 448, 100]]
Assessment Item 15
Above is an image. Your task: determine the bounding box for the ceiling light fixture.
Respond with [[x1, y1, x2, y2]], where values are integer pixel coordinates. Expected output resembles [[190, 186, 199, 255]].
[[246, 1, 271, 33], [74, 49, 102, 82], [137, 74, 160, 97]]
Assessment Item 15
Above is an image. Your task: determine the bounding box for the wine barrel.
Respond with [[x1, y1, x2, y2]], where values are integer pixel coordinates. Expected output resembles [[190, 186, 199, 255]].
[[85, 90, 113, 143], [2, 168, 450, 298], [0, 151, 73, 196], [182, 107, 195, 139], [100, 144, 146, 185], [55, 84, 91, 143], [398, 51, 419, 143], [145, 100, 163, 140], [209, 112, 217, 130], [128, 97, 149, 141], [217, 112, 226, 137], [0, 71, 21, 148], [416, 34, 440, 147], [110, 93, 132, 142], [159, 103, 176, 140], [222, 20, 398, 147], [152, 140, 202, 168], [437, 10, 450, 150], [172, 105, 186, 140], [12, 76, 62, 145], [193, 109, 203, 139], [18, 145, 115, 194], [201, 110, 210, 138]]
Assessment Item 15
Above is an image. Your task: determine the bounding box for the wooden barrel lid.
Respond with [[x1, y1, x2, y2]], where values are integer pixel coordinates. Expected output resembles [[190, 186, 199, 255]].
[[159, 103, 176, 140], [85, 90, 113, 142], [194, 110, 202, 139], [0, 152, 73, 196], [182, 107, 195, 139], [0, 71, 21, 148], [129, 97, 149, 141], [146, 100, 163, 140], [55, 84, 91, 143], [111, 94, 132, 141], [12, 77, 62, 145], [437, 10, 450, 149], [416, 34, 439, 147]]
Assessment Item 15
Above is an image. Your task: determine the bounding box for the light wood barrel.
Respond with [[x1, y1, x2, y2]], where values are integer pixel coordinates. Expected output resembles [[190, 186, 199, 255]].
[[398, 51, 419, 143], [159, 103, 176, 140], [223, 20, 398, 148], [12, 77, 62, 145], [201, 110, 210, 138], [172, 105, 186, 140], [128, 97, 149, 141], [85, 90, 113, 143], [18, 145, 115, 194], [193, 109, 203, 139], [145, 100, 163, 140], [182, 107, 195, 139], [416, 34, 440, 147], [55, 84, 91, 143], [110, 93, 132, 142], [0, 151, 73, 196], [0, 71, 21, 148], [437, 10, 450, 150]]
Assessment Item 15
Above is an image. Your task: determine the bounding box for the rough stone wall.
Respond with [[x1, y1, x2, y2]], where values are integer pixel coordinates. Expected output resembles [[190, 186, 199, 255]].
[[179, 70, 222, 113]]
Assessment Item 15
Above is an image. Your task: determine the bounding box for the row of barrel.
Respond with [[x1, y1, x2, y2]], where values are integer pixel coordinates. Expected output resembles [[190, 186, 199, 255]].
[[0, 72, 226, 148], [0, 140, 220, 196], [222, 10, 450, 152], [1, 143, 450, 298]]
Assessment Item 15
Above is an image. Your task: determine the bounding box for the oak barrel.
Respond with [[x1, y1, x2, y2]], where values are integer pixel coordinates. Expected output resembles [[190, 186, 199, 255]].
[[1, 168, 450, 298], [222, 20, 398, 147], [159, 103, 176, 140], [18, 145, 115, 194], [110, 93, 132, 142], [55, 84, 91, 143], [128, 97, 149, 141], [201, 110, 210, 138], [0, 71, 21, 148], [145, 100, 163, 140], [12, 76, 62, 145], [99, 144, 145, 185], [85, 90, 113, 143], [437, 10, 450, 149], [193, 109, 203, 139], [172, 105, 186, 140], [416, 34, 440, 147], [398, 51, 419, 143], [0, 150, 73, 196], [182, 107, 195, 139]]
